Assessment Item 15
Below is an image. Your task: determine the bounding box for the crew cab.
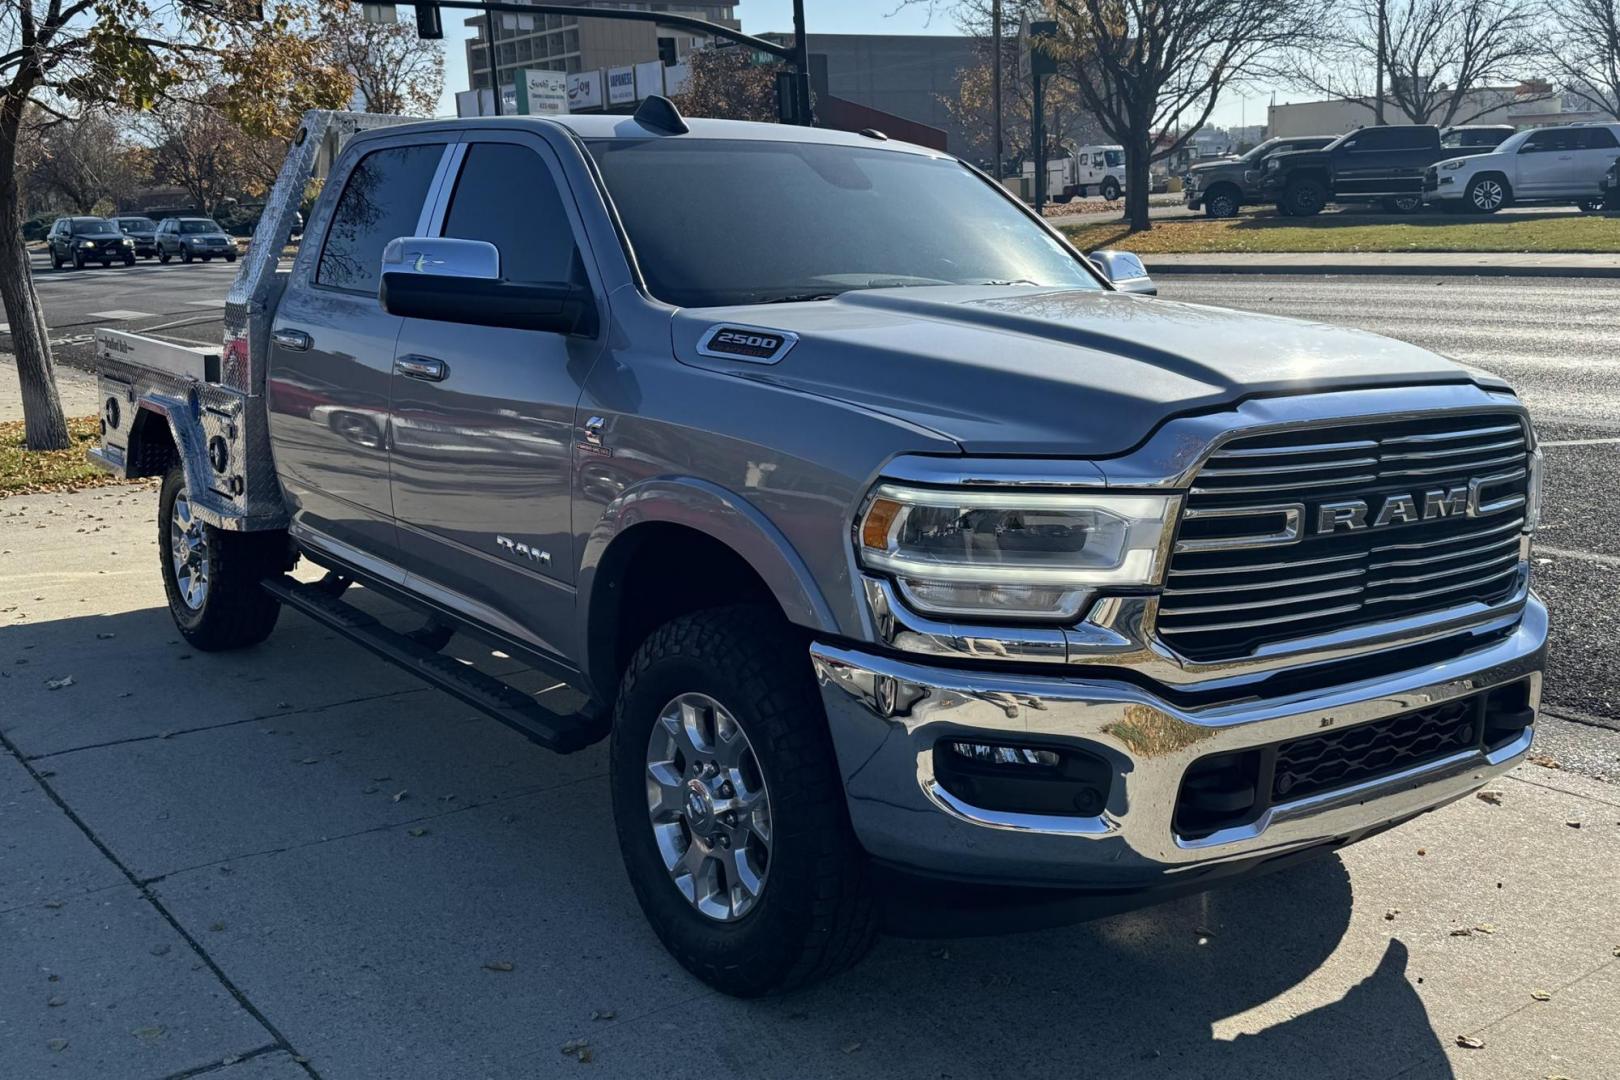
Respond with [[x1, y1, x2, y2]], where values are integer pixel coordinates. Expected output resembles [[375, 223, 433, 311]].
[[1424, 124, 1620, 213], [91, 107, 1547, 997], [1262, 124, 1452, 215], [1183, 135, 1334, 217]]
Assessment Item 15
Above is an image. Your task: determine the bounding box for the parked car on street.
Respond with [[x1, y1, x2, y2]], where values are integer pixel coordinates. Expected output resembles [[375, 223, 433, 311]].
[[46, 215, 135, 269], [114, 215, 160, 258], [1440, 125, 1516, 154], [92, 106, 1547, 997], [1601, 155, 1620, 210], [1183, 135, 1335, 217], [1424, 124, 1620, 213], [1262, 124, 1453, 215], [156, 217, 238, 263]]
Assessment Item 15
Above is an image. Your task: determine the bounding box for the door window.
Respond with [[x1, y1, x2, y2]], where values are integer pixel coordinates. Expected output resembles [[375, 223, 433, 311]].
[[317, 143, 444, 293], [1520, 130, 1579, 154], [441, 142, 581, 286]]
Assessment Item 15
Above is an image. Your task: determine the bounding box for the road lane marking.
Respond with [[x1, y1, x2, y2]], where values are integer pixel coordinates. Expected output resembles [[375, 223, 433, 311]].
[[86, 309, 156, 320], [1535, 545, 1620, 568]]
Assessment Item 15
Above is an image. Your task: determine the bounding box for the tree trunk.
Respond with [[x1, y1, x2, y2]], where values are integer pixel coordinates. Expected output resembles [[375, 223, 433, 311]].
[[1125, 138, 1152, 232], [0, 116, 71, 451]]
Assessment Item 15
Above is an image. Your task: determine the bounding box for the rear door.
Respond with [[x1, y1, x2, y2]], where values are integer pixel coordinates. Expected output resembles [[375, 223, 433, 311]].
[[1514, 129, 1580, 197], [1571, 127, 1620, 196], [386, 131, 607, 659], [265, 133, 456, 568]]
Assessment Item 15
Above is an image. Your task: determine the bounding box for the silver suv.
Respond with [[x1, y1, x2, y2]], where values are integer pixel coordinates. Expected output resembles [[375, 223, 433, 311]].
[[155, 216, 238, 263]]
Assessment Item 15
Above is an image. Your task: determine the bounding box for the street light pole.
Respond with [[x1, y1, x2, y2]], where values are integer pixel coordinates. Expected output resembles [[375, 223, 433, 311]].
[[992, 0, 1002, 180], [791, 0, 813, 125], [484, 7, 502, 115]]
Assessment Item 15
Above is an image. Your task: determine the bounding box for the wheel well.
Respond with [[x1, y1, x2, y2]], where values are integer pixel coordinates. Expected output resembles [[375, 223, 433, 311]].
[[587, 523, 781, 700], [126, 407, 179, 478], [1204, 180, 1242, 201]]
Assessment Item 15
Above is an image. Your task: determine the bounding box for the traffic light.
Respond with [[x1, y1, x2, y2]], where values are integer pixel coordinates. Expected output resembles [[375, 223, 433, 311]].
[[415, 1, 443, 39]]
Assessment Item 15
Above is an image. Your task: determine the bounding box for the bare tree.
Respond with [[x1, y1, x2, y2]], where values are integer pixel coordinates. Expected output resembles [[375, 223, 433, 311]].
[[23, 111, 145, 213], [1290, 0, 1550, 127], [318, 6, 445, 116], [0, 1, 350, 451], [141, 96, 289, 214], [1046, 0, 1326, 231], [1547, 0, 1620, 120], [672, 47, 783, 123]]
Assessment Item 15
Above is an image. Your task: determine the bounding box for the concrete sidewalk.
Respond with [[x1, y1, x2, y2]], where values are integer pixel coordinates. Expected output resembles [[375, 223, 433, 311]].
[[1143, 251, 1620, 278], [4, 485, 1619, 1080]]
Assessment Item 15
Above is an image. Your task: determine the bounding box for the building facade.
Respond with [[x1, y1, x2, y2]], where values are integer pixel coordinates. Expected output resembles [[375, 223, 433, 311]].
[[1268, 86, 1609, 138]]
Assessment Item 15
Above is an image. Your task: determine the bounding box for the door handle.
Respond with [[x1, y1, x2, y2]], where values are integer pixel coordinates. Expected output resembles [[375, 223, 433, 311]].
[[272, 328, 311, 352], [395, 355, 448, 382]]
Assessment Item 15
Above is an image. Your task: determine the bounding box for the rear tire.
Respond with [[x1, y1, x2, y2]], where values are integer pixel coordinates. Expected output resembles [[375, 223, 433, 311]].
[[1382, 195, 1422, 213], [158, 467, 286, 652], [610, 606, 878, 997], [1577, 197, 1605, 213]]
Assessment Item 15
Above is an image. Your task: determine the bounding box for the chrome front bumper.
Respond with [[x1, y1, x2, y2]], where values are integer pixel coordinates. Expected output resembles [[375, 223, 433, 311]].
[[812, 596, 1546, 888]]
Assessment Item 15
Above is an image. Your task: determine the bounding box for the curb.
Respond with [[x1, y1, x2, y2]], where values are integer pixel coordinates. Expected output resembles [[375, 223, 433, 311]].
[[1148, 261, 1620, 279]]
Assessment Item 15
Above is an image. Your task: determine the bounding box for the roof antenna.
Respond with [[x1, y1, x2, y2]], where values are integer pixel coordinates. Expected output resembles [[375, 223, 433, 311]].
[[633, 95, 689, 136], [859, 128, 889, 141]]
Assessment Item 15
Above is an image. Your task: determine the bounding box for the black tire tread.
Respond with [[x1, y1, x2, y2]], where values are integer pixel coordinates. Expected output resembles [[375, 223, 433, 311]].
[[611, 606, 878, 996], [158, 467, 285, 652]]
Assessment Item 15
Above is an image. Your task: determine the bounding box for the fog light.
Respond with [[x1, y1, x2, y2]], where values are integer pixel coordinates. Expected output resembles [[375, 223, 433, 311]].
[[950, 742, 1060, 767]]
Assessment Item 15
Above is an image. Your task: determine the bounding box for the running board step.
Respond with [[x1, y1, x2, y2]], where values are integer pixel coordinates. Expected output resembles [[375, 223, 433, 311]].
[[262, 576, 606, 754]]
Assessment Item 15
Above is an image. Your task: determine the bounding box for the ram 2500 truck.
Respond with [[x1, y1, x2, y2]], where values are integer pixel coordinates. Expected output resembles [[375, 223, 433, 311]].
[[91, 105, 1547, 997]]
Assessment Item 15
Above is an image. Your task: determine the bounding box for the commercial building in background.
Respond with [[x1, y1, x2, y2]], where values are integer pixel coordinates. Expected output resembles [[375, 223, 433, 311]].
[[463, 0, 736, 93], [1269, 84, 1609, 138]]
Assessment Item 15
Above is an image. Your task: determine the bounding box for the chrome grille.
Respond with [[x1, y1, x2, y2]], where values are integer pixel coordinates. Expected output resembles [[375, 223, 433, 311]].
[[1159, 413, 1529, 662]]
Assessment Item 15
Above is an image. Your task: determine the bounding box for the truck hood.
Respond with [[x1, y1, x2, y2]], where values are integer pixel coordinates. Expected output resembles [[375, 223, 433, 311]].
[[1187, 158, 1241, 174], [671, 286, 1478, 457]]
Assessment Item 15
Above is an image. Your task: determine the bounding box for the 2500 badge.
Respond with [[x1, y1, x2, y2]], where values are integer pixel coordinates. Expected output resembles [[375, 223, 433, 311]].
[[697, 324, 798, 364]]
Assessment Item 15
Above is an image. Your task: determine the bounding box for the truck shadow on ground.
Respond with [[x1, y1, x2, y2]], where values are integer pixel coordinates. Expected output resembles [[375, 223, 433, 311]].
[[1, 600, 1455, 1080]]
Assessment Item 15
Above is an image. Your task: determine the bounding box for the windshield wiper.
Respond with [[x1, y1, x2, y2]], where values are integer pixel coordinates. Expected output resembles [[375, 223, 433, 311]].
[[967, 278, 1042, 287], [758, 292, 841, 304]]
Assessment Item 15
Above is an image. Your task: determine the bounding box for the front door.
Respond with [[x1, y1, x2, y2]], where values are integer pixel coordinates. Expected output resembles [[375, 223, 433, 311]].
[[265, 135, 454, 565], [387, 134, 606, 660]]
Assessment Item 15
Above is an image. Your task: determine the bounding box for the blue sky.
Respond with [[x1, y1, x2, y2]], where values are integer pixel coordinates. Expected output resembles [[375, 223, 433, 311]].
[[434, 1, 1273, 127]]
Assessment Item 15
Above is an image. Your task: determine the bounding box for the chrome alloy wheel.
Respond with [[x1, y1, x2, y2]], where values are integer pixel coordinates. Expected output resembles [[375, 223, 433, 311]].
[[645, 692, 772, 921], [169, 489, 210, 610], [1471, 178, 1504, 211]]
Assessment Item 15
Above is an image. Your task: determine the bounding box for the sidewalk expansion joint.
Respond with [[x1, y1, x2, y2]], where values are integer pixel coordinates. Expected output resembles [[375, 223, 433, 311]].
[[0, 732, 326, 1080], [158, 1043, 283, 1080]]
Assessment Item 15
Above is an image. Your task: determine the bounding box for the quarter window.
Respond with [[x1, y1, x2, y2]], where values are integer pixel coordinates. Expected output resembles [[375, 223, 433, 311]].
[[441, 143, 581, 286], [317, 143, 444, 293], [1580, 128, 1619, 150]]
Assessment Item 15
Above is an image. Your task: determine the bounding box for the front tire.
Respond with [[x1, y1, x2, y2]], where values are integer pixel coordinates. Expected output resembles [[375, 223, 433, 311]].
[[610, 607, 877, 997], [160, 249, 171, 264], [1465, 175, 1508, 214], [1282, 177, 1327, 216], [1203, 187, 1240, 218], [182, 248, 192, 263], [1100, 177, 1121, 200], [158, 467, 285, 651]]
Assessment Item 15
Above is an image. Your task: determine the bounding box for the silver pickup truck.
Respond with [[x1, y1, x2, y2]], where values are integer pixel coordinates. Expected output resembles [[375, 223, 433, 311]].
[[91, 105, 1546, 997]]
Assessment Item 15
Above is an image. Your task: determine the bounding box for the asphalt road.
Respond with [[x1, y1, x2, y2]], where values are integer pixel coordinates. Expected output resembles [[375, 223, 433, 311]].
[[3, 267, 1619, 1079]]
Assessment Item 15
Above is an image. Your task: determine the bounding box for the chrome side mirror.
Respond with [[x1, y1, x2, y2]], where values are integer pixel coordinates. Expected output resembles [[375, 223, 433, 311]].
[[1089, 249, 1157, 295], [380, 236, 500, 282]]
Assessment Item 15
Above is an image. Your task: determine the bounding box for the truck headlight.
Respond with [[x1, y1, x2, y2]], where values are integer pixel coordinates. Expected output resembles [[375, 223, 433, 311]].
[[1441, 159, 1468, 171], [856, 484, 1178, 620]]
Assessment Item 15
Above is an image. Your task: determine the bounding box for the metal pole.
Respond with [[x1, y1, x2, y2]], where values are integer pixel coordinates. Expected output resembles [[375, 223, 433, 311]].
[[484, 7, 502, 115], [992, 0, 1002, 180], [791, 0, 813, 125], [1032, 72, 1046, 212], [1375, 0, 1386, 125]]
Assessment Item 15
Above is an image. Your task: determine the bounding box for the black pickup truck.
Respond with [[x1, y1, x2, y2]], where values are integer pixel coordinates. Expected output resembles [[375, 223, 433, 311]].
[[1261, 125, 1451, 215]]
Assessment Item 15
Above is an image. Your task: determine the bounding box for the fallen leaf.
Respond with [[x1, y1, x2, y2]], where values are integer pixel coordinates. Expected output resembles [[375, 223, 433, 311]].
[[43, 899, 63, 909], [484, 960, 515, 973], [392, 790, 409, 803], [1475, 790, 1503, 805], [1416, 848, 1427, 856], [590, 1010, 615, 1021], [1530, 989, 1551, 1001], [1474, 923, 1498, 935], [1385, 909, 1401, 921], [297, 757, 319, 765], [208, 921, 226, 932], [842, 1042, 862, 1054], [48, 1038, 68, 1052], [45, 675, 74, 690], [132, 1025, 165, 1039], [47, 995, 66, 1007], [1449, 928, 1473, 937], [1565, 819, 1582, 829], [408, 827, 429, 838], [1455, 1035, 1485, 1049], [1528, 755, 1561, 770], [150, 944, 170, 956]]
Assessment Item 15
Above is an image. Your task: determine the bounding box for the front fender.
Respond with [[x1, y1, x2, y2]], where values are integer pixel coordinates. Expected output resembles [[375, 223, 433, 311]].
[[576, 475, 840, 649]]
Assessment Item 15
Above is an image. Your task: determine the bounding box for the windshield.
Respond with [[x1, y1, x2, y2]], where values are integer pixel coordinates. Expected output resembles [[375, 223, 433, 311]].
[[71, 217, 115, 234], [1493, 131, 1531, 154], [1237, 139, 1282, 163], [118, 217, 157, 231], [1103, 149, 1124, 167], [181, 219, 222, 233], [587, 138, 1101, 308]]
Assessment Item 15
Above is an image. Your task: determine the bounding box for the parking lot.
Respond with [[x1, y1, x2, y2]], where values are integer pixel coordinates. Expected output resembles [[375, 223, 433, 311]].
[[3, 266, 1618, 1080]]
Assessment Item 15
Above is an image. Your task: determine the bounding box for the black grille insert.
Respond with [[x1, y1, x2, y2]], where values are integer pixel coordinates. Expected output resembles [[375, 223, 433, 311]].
[[1160, 412, 1530, 662]]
